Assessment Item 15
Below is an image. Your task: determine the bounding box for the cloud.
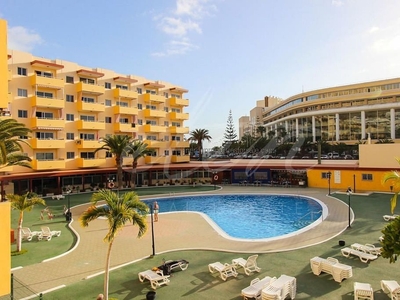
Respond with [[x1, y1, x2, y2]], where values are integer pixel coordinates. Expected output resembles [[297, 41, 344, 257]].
[[8, 26, 43, 52], [152, 39, 198, 57], [368, 26, 379, 34], [153, 0, 217, 57], [332, 0, 344, 7]]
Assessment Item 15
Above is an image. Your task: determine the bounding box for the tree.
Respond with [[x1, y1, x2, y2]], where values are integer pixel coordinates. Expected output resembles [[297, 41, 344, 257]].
[[381, 216, 400, 263], [8, 192, 46, 252], [256, 126, 266, 138], [188, 129, 212, 161], [125, 140, 151, 189], [80, 190, 148, 300], [382, 158, 400, 214], [224, 110, 237, 144], [0, 118, 32, 169], [95, 135, 133, 189]]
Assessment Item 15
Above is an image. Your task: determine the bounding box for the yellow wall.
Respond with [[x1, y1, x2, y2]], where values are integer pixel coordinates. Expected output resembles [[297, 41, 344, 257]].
[[0, 19, 7, 109], [0, 202, 10, 296], [307, 169, 393, 193]]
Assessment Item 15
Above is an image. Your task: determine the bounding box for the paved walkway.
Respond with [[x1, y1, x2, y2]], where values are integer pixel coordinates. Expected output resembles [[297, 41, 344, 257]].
[[10, 186, 349, 298]]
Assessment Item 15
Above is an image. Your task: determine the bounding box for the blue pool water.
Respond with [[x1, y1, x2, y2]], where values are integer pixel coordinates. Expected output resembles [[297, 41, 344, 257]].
[[143, 194, 323, 240]]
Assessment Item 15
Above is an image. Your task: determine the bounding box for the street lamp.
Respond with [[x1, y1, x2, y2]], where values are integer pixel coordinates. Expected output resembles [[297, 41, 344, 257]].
[[347, 187, 353, 228], [327, 171, 332, 195], [66, 186, 72, 222]]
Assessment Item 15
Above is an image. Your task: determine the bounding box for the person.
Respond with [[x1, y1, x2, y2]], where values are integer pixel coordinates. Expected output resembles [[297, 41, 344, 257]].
[[153, 201, 159, 222]]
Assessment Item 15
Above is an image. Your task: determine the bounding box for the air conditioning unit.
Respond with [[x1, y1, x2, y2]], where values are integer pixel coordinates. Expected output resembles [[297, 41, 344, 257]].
[[75, 140, 82, 145]]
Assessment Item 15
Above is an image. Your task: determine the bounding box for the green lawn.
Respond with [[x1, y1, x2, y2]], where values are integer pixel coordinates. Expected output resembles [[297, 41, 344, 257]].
[[11, 190, 400, 299]]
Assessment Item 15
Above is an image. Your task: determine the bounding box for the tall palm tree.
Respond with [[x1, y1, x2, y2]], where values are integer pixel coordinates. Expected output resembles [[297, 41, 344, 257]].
[[382, 158, 400, 214], [80, 190, 148, 300], [256, 126, 266, 138], [0, 118, 32, 169], [125, 140, 152, 189], [8, 192, 46, 252], [188, 129, 212, 161], [95, 135, 133, 189]]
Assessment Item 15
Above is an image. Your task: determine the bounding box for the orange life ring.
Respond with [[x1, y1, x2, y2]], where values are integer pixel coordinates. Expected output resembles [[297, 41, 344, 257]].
[[108, 182, 115, 189], [213, 175, 219, 181]]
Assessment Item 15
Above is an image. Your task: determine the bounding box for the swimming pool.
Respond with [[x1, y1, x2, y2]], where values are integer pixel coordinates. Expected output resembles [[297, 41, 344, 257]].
[[143, 194, 326, 240]]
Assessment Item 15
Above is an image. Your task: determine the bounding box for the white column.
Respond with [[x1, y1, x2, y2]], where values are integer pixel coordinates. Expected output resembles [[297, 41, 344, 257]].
[[391, 108, 395, 139], [335, 113, 339, 141], [361, 111, 366, 139], [295, 118, 299, 139], [312, 116, 316, 142]]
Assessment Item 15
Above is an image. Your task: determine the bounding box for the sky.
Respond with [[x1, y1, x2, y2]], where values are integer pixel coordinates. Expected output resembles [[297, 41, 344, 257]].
[[2, 0, 400, 148]]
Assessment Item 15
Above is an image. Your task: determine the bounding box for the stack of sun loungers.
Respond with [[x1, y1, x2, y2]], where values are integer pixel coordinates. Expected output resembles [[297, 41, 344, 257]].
[[261, 274, 296, 300], [241, 276, 276, 300], [351, 243, 382, 256], [310, 256, 353, 283]]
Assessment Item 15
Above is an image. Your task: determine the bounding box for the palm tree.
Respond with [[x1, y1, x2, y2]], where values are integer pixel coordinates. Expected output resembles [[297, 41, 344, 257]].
[[0, 118, 32, 169], [382, 158, 400, 214], [80, 190, 148, 300], [8, 192, 46, 252], [188, 129, 212, 161], [256, 126, 266, 138], [95, 135, 132, 189], [125, 140, 151, 189]]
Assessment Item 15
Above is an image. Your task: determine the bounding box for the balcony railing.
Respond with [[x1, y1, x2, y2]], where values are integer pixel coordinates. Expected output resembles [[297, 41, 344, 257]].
[[143, 109, 167, 118], [30, 118, 65, 129], [30, 74, 64, 89], [76, 82, 105, 95], [141, 124, 167, 133], [139, 93, 165, 103], [113, 88, 138, 99], [113, 105, 138, 115], [31, 96, 65, 109], [168, 111, 189, 120], [169, 97, 189, 106], [77, 101, 105, 112], [170, 141, 190, 148], [145, 156, 168, 164], [171, 155, 190, 163], [77, 158, 104, 168], [30, 138, 65, 149], [32, 159, 66, 170], [113, 123, 138, 133], [143, 140, 167, 148], [75, 140, 100, 148], [75, 120, 105, 130], [168, 126, 189, 134]]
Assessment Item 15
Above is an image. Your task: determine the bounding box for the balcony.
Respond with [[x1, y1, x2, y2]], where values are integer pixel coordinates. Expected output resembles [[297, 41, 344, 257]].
[[31, 96, 65, 109], [113, 123, 138, 133], [122, 157, 133, 166], [30, 74, 64, 89], [141, 124, 167, 133], [32, 159, 66, 170], [171, 155, 190, 163], [77, 158, 104, 168], [77, 101, 105, 112], [144, 140, 167, 148], [169, 97, 189, 106], [168, 126, 189, 134], [113, 105, 138, 115], [31, 118, 65, 129], [145, 156, 168, 164], [8, 69, 12, 81], [139, 93, 165, 103], [170, 141, 190, 148], [76, 82, 105, 95], [113, 88, 138, 99], [168, 111, 189, 120], [30, 138, 65, 149], [75, 140, 100, 149], [143, 109, 167, 118], [75, 120, 105, 130]]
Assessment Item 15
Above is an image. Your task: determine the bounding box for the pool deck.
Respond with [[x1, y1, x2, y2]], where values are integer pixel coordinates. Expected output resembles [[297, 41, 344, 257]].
[[11, 186, 349, 297]]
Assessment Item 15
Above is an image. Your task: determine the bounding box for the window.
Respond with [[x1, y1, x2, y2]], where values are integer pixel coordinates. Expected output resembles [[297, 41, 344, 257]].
[[164, 121, 169, 126], [82, 97, 95, 103], [164, 136, 169, 141], [66, 114, 74, 121], [138, 119, 143, 125], [80, 152, 95, 159], [80, 115, 95, 121], [66, 133, 74, 140], [66, 76, 74, 83], [119, 118, 129, 124], [164, 150, 170, 155], [146, 105, 156, 110], [17, 67, 27, 76], [36, 153, 54, 161], [36, 132, 54, 139], [138, 135, 143, 140], [105, 117, 112, 123], [67, 152, 75, 159], [105, 151, 112, 158], [137, 88, 142, 94], [171, 108, 180, 113], [146, 120, 157, 125], [18, 110, 28, 118], [36, 91, 53, 98], [164, 107, 169, 112], [116, 101, 128, 107], [80, 133, 95, 140], [105, 82, 111, 89], [35, 70, 52, 78], [105, 99, 112, 106], [116, 84, 128, 90], [17, 88, 28, 97], [362, 173, 373, 181], [164, 92, 169, 98], [146, 90, 156, 95], [137, 103, 143, 110], [172, 150, 181, 155], [146, 135, 157, 141], [172, 122, 181, 127], [172, 136, 181, 141], [36, 112, 53, 119], [66, 95, 74, 102], [80, 77, 95, 84]]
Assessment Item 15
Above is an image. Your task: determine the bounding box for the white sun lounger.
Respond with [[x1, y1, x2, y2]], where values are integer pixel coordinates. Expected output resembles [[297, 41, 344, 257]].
[[383, 215, 399, 221], [354, 282, 374, 300], [232, 254, 261, 275], [208, 262, 238, 281], [351, 243, 382, 256], [138, 270, 170, 290], [241, 276, 276, 300], [261, 274, 296, 300], [21, 227, 42, 241], [341, 247, 378, 263], [38, 226, 61, 241], [381, 280, 400, 300], [310, 256, 353, 283]]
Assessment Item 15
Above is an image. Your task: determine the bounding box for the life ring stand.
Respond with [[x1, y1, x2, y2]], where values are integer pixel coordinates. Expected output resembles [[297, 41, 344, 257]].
[[213, 175, 219, 181], [108, 182, 115, 189]]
